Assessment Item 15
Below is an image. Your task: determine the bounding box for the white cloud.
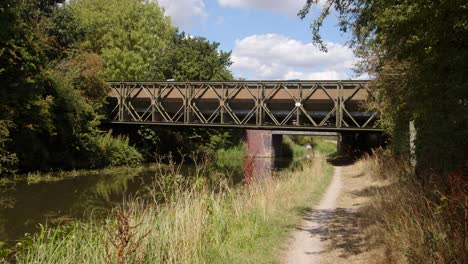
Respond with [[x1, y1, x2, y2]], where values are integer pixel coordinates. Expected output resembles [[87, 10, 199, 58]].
[[284, 70, 348, 80], [231, 34, 358, 80], [157, 0, 207, 30], [218, 0, 304, 15], [217, 0, 326, 16]]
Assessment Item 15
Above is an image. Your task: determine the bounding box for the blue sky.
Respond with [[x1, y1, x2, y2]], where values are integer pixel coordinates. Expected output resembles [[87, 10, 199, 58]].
[[158, 0, 363, 80]]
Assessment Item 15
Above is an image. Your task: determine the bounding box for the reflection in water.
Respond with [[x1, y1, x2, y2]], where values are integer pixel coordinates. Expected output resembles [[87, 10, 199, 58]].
[[0, 156, 301, 243]]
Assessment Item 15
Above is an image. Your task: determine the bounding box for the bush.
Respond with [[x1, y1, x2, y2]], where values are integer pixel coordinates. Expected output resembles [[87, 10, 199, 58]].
[[92, 131, 143, 167], [290, 135, 315, 146], [0, 121, 18, 175]]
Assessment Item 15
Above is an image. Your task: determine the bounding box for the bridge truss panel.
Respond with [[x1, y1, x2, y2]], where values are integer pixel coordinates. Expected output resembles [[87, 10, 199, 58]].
[[107, 81, 381, 131]]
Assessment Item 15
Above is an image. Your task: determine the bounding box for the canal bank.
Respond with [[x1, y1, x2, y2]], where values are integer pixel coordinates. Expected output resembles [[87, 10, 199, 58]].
[[2, 141, 336, 263]]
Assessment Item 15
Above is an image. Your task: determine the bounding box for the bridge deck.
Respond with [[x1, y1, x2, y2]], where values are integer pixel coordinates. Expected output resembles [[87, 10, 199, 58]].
[[106, 81, 381, 132]]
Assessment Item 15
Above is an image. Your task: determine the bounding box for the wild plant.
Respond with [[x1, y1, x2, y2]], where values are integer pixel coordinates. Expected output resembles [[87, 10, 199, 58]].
[[105, 207, 149, 264]]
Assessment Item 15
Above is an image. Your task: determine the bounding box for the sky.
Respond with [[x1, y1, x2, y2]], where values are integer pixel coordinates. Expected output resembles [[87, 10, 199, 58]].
[[157, 0, 365, 80]]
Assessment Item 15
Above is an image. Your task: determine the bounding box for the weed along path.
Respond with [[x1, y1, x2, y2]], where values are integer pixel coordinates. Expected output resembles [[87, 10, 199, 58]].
[[281, 161, 384, 264]]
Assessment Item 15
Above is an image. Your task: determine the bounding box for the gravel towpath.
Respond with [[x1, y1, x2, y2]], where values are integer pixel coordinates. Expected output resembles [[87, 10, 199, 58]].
[[282, 166, 343, 264]]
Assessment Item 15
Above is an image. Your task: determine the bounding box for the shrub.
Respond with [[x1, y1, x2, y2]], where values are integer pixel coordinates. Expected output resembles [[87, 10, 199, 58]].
[[92, 131, 143, 167], [0, 121, 18, 175], [290, 135, 315, 146]]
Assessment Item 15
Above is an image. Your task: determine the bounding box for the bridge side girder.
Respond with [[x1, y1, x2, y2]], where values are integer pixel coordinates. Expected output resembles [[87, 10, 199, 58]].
[[106, 81, 381, 131]]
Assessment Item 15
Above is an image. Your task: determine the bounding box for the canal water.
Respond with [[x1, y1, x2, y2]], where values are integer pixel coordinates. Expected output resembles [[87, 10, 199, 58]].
[[0, 157, 298, 243]]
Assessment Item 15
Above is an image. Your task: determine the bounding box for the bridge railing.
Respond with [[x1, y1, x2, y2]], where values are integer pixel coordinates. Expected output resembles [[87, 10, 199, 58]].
[[106, 81, 381, 131]]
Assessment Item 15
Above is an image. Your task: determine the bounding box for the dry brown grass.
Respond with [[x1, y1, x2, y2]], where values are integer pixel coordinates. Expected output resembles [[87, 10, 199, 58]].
[[358, 149, 467, 263]]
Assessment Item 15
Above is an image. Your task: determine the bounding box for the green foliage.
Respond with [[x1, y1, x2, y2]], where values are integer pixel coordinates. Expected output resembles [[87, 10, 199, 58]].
[[290, 135, 315, 146], [0, 121, 18, 175], [69, 0, 175, 81], [281, 136, 303, 158], [135, 126, 161, 161], [0, 1, 146, 172], [313, 140, 337, 157], [207, 131, 235, 150], [92, 132, 143, 167], [0, 241, 12, 259], [0, 0, 61, 171], [134, 127, 243, 160], [216, 144, 245, 168], [161, 33, 233, 81], [302, 0, 468, 176], [1, 0, 236, 173]]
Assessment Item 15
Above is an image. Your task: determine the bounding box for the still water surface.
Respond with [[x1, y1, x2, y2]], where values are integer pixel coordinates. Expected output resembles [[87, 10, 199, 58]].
[[0, 158, 296, 243]]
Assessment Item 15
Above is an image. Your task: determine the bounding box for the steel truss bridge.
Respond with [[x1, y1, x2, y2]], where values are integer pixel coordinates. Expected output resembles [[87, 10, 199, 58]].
[[106, 81, 381, 132]]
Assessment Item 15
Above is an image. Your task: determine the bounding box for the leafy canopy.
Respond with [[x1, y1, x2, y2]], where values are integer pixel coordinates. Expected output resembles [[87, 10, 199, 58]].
[[69, 0, 175, 81], [301, 0, 468, 173]]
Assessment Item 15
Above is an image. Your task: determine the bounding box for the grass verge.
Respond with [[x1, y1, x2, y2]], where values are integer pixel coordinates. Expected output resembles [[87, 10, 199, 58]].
[[8, 157, 333, 263], [358, 149, 466, 263]]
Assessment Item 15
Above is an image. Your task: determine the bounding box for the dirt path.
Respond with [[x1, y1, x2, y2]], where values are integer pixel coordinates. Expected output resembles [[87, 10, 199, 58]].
[[281, 162, 385, 264]]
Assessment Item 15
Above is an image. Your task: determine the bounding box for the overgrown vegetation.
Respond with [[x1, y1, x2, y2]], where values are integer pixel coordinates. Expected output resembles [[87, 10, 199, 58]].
[[282, 136, 304, 158], [290, 136, 337, 157], [302, 0, 467, 177], [7, 155, 333, 263], [312, 139, 337, 157], [133, 127, 243, 162], [0, 0, 236, 175], [92, 132, 143, 168], [300, 3, 467, 259], [215, 144, 245, 168], [359, 149, 467, 263], [0, 121, 17, 175]]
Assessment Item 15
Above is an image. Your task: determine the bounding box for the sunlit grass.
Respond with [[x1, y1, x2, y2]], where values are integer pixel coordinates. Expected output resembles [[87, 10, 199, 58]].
[[11, 158, 333, 263]]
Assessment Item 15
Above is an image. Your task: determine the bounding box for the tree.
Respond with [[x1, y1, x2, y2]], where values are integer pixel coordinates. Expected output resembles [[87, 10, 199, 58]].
[[0, 0, 236, 172], [0, 0, 143, 172], [161, 33, 233, 81], [0, 0, 58, 170], [68, 0, 175, 81], [301, 0, 468, 176]]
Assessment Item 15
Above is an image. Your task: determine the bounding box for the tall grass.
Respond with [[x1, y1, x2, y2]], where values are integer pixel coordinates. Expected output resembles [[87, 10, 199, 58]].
[[10, 157, 333, 263], [359, 149, 467, 263], [215, 144, 245, 168]]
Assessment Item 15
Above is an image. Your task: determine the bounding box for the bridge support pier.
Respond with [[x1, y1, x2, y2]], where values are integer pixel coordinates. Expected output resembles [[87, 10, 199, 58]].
[[244, 130, 283, 180]]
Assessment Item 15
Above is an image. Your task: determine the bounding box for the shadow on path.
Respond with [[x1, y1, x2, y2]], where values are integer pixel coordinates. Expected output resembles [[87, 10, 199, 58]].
[[295, 207, 374, 259], [292, 162, 390, 260]]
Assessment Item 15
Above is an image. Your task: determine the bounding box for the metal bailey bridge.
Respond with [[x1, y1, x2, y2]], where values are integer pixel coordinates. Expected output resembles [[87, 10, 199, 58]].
[[106, 80, 381, 132]]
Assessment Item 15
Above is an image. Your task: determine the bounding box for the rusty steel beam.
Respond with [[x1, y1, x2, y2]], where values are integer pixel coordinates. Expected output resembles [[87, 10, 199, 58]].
[[106, 81, 381, 131]]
